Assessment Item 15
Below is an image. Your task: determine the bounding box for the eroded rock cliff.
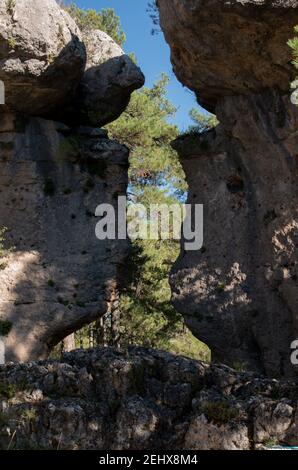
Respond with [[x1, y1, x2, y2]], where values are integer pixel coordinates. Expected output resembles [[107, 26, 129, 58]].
[[0, 348, 297, 450], [157, 0, 298, 377], [0, 0, 144, 361]]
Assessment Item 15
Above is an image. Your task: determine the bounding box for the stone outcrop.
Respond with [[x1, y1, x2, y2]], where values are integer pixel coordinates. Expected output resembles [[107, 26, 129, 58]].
[[0, 0, 86, 116], [157, 0, 298, 377], [0, 0, 144, 123], [72, 30, 145, 127], [158, 0, 298, 111], [0, 116, 129, 362], [0, 347, 297, 450], [0, 0, 143, 361]]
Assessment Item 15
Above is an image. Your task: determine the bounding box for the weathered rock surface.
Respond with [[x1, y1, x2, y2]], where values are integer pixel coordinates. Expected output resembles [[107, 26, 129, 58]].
[[157, 0, 298, 110], [0, 114, 129, 362], [0, 347, 297, 450], [171, 92, 298, 378], [158, 0, 298, 377], [0, 0, 145, 361], [0, 0, 86, 116], [0, 1, 144, 126], [72, 30, 145, 127]]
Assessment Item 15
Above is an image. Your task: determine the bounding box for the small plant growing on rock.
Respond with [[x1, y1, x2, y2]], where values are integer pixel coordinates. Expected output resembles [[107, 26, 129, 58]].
[[21, 408, 37, 423], [7, 37, 16, 49], [264, 437, 278, 448], [57, 136, 82, 160], [0, 381, 16, 400], [6, 0, 15, 15], [200, 400, 240, 426], [217, 282, 226, 292], [57, 24, 65, 50], [0, 141, 14, 151], [0, 227, 14, 270], [232, 361, 247, 372]]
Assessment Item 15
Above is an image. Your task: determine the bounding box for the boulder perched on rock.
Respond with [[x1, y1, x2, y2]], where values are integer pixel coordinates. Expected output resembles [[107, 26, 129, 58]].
[[67, 29, 145, 127], [0, 0, 144, 127], [158, 0, 298, 378], [0, 347, 297, 450], [158, 0, 298, 110], [0, 0, 86, 116]]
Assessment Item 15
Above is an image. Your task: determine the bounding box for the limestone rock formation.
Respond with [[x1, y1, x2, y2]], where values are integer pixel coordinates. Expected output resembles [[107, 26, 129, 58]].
[[0, 347, 297, 450], [157, 0, 298, 111], [0, 0, 86, 116], [72, 30, 145, 127], [0, 0, 144, 125], [157, 0, 298, 377], [0, 0, 142, 361], [0, 115, 129, 362]]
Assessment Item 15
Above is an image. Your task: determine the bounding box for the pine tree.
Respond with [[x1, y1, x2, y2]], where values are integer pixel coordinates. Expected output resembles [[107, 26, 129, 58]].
[[107, 77, 209, 359], [107, 74, 186, 197], [188, 108, 219, 133], [61, 3, 210, 361], [63, 2, 126, 46]]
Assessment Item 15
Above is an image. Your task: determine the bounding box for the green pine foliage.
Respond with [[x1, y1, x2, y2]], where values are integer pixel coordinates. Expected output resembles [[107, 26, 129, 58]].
[[63, 2, 210, 361], [288, 26, 298, 96], [107, 76, 209, 360], [64, 2, 126, 46], [181, 108, 218, 137], [288, 26, 298, 70], [189, 108, 219, 132], [107, 74, 187, 197], [0, 228, 9, 270]]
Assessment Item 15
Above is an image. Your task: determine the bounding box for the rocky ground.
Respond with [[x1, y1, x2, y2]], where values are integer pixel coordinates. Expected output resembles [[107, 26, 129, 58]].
[[0, 347, 297, 450]]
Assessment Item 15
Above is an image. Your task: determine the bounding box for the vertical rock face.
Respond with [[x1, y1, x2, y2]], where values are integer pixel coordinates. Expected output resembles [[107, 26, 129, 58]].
[[0, 0, 144, 362], [0, 115, 129, 361], [158, 0, 298, 377]]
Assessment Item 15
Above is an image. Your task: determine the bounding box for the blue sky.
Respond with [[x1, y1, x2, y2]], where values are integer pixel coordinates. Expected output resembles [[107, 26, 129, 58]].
[[73, 0, 200, 130]]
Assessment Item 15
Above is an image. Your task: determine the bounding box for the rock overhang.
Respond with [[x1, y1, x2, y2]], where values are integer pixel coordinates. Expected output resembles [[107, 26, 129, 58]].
[[0, 0, 145, 127], [157, 0, 298, 110]]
